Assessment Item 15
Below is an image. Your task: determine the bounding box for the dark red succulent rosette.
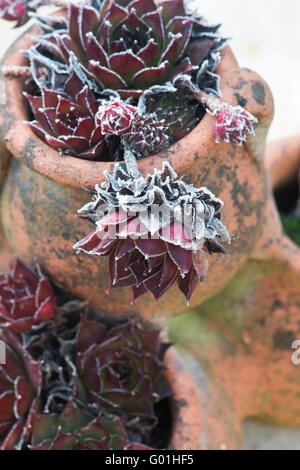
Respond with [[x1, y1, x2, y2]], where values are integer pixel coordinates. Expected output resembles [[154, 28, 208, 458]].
[[0, 259, 56, 333], [75, 211, 209, 303], [214, 106, 258, 146], [25, 69, 105, 160], [0, 328, 42, 450], [75, 316, 171, 431], [145, 81, 203, 144], [0, 345, 33, 446], [125, 111, 170, 158], [97, 100, 136, 136], [74, 162, 230, 303], [28, 0, 227, 98]]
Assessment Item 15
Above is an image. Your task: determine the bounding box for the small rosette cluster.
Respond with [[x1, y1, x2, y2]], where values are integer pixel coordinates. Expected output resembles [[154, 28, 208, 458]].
[[25, 68, 105, 159], [0, 263, 170, 450], [214, 105, 258, 146], [96, 99, 170, 158], [25, 68, 196, 160], [74, 162, 230, 303]]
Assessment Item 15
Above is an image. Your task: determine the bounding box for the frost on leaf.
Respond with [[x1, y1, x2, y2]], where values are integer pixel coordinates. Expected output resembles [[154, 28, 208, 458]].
[[0, 0, 47, 27], [214, 106, 258, 146], [74, 161, 230, 303], [0, 279, 170, 450], [20, 0, 228, 160]]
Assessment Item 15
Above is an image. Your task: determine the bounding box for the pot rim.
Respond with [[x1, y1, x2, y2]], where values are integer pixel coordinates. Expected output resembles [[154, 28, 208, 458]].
[[0, 21, 239, 190], [164, 346, 201, 450]]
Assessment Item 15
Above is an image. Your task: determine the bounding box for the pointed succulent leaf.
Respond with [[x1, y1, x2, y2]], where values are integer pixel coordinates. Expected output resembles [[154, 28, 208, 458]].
[[29, 402, 128, 450]]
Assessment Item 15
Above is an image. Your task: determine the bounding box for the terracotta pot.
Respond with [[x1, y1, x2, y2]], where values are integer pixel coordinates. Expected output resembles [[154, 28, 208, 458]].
[[167, 136, 300, 449], [164, 347, 202, 450], [0, 23, 274, 326]]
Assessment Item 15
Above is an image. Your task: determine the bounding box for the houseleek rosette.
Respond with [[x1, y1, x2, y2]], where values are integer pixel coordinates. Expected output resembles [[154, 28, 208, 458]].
[[74, 154, 230, 303]]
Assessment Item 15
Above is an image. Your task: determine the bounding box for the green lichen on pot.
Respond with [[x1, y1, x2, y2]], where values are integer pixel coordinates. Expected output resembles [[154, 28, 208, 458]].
[[281, 215, 300, 246]]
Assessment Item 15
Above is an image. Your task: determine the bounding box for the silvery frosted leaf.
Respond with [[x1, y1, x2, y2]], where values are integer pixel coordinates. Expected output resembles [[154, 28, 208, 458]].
[[74, 161, 230, 303]]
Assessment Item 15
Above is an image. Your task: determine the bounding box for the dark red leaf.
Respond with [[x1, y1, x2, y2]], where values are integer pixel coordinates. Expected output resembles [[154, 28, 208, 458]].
[[89, 62, 127, 89], [130, 61, 169, 88], [86, 33, 109, 67], [109, 51, 145, 83], [143, 9, 165, 47]]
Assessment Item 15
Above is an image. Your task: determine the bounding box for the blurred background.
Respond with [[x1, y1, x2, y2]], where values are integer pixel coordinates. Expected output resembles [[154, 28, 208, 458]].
[[193, 0, 300, 142], [0, 0, 299, 449]]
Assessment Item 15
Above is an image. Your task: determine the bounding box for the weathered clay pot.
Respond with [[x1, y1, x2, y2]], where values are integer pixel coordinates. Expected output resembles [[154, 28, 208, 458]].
[[167, 136, 300, 449], [165, 347, 202, 450], [0, 23, 274, 326]]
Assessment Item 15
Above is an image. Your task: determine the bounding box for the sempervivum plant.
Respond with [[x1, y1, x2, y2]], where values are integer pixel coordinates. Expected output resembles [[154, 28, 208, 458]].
[[0, 259, 56, 332], [29, 402, 129, 450], [97, 98, 170, 158], [28, 0, 226, 98], [75, 316, 171, 434], [19, 0, 227, 160], [25, 67, 106, 159], [0, 337, 41, 450], [74, 161, 230, 303], [0, 260, 171, 450], [213, 105, 258, 146], [140, 78, 204, 144]]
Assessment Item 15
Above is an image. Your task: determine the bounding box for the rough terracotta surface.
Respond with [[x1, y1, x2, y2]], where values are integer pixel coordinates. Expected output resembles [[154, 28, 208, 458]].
[[165, 347, 202, 450], [169, 138, 300, 449], [1, 21, 300, 450]]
